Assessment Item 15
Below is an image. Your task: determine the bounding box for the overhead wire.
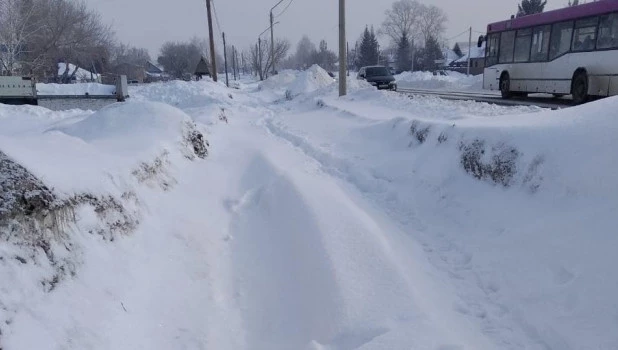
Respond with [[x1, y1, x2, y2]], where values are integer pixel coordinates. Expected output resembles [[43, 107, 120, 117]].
[[274, 0, 294, 18]]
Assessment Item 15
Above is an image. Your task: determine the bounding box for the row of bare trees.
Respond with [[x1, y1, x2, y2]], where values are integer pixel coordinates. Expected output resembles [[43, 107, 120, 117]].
[[0, 0, 157, 83], [0, 0, 115, 81]]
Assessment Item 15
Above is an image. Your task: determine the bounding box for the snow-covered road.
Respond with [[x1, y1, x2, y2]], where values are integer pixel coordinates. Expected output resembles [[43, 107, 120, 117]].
[[2, 67, 617, 349]]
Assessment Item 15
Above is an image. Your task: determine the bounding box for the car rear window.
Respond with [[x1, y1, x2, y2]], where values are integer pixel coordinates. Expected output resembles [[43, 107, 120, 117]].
[[366, 67, 390, 76]]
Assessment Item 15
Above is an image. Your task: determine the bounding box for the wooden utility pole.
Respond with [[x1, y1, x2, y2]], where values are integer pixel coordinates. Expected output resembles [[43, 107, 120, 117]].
[[270, 11, 276, 75], [339, 0, 346, 96], [206, 0, 218, 82], [346, 41, 350, 76], [467, 26, 472, 76], [223, 32, 229, 87], [232, 46, 237, 80]]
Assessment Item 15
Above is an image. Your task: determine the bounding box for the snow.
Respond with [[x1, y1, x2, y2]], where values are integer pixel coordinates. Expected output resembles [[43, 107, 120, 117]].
[[1, 69, 617, 350], [396, 70, 483, 91], [36, 83, 116, 96], [258, 65, 336, 99]]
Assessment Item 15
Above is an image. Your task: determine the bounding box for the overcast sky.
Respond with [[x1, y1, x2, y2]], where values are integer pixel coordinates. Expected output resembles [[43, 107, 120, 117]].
[[85, 0, 564, 58]]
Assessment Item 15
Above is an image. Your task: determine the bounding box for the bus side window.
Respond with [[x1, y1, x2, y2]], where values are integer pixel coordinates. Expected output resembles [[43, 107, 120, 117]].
[[486, 33, 500, 66], [499, 31, 516, 63], [531, 25, 551, 61], [597, 13, 618, 49], [550, 21, 574, 59], [572, 17, 599, 52]]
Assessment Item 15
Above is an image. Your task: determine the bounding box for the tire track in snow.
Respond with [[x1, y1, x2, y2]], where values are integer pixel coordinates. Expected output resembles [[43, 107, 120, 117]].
[[259, 114, 528, 349]]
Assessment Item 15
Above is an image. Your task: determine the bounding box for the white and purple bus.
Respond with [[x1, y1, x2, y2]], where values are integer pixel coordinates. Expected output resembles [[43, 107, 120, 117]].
[[481, 0, 618, 104]]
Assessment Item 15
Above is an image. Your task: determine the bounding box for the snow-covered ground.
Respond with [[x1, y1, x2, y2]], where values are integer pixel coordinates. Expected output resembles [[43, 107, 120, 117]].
[[395, 70, 484, 91], [1, 66, 617, 349]]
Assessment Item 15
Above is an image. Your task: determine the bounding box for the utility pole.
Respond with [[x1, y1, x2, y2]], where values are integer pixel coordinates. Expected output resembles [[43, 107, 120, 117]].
[[236, 50, 241, 77], [232, 46, 237, 80], [270, 11, 276, 75], [467, 26, 472, 76], [346, 41, 350, 76], [339, 0, 346, 96], [258, 38, 262, 80], [206, 0, 218, 82], [270, 0, 285, 76], [223, 32, 229, 87]]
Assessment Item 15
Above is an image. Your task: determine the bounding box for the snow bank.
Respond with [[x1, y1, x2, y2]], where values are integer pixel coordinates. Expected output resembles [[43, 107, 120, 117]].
[[0, 97, 211, 350], [257, 65, 336, 100], [265, 90, 618, 349], [36, 83, 116, 96], [284, 64, 335, 97], [396, 70, 483, 91], [257, 69, 298, 91], [128, 79, 251, 124]]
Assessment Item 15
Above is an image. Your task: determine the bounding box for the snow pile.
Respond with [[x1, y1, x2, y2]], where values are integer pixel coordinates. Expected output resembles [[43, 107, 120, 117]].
[[0, 98, 211, 349], [36, 83, 116, 96], [396, 70, 483, 90], [129, 79, 250, 123], [284, 64, 335, 98], [263, 90, 618, 349], [257, 69, 298, 91]]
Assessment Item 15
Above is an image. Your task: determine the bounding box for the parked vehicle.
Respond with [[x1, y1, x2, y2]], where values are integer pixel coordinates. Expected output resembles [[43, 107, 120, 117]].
[[357, 65, 397, 91]]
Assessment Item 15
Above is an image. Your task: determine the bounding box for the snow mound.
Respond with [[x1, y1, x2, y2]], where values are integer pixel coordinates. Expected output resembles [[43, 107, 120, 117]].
[[56, 101, 207, 160], [262, 93, 618, 349], [37, 83, 116, 96], [258, 69, 299, 91], [396, 70, 482, 90], [285, 65, 335, 98]]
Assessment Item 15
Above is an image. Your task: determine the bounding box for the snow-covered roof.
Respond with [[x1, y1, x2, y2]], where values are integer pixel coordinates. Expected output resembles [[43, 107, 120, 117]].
[[57, 63, 101, 81], [454, 43, 486, 63]]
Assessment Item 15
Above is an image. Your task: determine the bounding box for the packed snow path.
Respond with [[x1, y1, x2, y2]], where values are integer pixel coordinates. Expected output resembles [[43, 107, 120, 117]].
[[2, 69, 617, 350]]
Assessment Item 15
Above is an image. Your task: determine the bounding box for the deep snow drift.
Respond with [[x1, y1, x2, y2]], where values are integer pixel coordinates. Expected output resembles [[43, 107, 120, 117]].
[[1, 70, 617, 350], [396, 70, 483, 91]]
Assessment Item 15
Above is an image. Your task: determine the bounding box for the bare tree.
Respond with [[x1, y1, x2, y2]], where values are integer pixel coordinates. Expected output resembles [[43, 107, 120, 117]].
[[294, 36, 317, 69], [418, 5, 447, 43], [108, 43, 151, 81], [381, 0, 447, 51], [157, 41, 201, 79], [0, 0, 41, 75], [380, 0, 424, 44], [19, 0, 114, 82], [250, 38, 290, 80]]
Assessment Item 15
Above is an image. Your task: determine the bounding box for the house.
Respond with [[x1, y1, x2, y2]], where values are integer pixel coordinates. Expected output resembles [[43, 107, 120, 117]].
[[194, 56, 211, 80], [448, 42, 486, 75], [111, 62, 146, 83], [144, 61, 166, 82]]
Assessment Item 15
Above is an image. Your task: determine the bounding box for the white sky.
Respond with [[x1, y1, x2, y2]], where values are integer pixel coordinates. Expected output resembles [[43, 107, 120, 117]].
[[85, 0, 564, 58]]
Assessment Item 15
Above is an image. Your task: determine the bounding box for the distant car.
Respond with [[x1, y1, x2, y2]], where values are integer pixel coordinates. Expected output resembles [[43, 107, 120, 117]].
[[357, 65, 397, 91]]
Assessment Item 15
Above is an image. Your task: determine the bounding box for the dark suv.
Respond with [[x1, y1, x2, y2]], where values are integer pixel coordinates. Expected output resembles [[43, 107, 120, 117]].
[[357, 65, 397, 91]]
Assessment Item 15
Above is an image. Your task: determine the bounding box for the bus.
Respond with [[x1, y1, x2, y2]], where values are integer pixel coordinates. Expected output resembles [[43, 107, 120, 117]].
[[479, 0, 618, 104]]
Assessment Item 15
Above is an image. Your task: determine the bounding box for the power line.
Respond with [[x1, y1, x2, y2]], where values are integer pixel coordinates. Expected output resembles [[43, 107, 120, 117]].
[[274, 0, 294, 18], [211, 0, 224, 41], [446, 28, 470, 41]]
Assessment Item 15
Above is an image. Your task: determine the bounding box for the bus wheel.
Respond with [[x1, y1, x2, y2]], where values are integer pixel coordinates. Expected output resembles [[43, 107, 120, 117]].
[[500, 73, 512, 99], [571, 71, 589, 105]]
